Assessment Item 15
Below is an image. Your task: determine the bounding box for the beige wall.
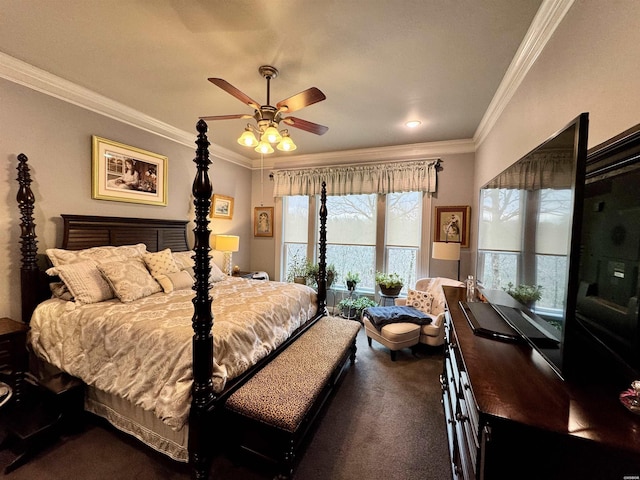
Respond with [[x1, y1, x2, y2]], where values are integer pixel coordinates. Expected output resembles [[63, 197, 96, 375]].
[[476, 0, 640, 193], [0, 79, 252, 321]]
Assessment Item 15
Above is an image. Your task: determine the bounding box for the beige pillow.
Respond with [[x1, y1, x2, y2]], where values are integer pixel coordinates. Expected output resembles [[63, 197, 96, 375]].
[[143, 249, 180, 278], [156, 270, 194, 293], [97, 258, 162, 303], [406, 288, 434, 314], [47, 260, 114, 304], [46, 243, 148, 267], [172, 250, 226, 282]]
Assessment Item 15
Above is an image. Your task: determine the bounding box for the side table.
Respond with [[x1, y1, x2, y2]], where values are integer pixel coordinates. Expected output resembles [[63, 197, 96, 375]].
[[0, 318, 29, 404]]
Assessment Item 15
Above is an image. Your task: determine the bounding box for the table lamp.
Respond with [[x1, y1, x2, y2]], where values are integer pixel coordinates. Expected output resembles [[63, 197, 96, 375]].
[[432, 241, 461, 280], [215, 234, 240, 276]]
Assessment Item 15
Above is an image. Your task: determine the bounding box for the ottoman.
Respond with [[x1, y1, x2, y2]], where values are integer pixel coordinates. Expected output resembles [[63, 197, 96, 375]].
[[363, 318, 420, 361]]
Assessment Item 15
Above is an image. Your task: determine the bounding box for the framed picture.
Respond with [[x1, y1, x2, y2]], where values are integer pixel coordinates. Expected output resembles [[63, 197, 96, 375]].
[[254, 206, 274, 237], [92, 136, 167, 206], [211, 194, 234, 219], [434, 205, 471, 247]]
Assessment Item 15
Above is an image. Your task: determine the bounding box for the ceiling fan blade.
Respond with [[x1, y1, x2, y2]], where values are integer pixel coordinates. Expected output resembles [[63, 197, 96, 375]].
[[208, 78, 260, 110], [276, 87, 326, 113], [282, 116, 329, 135], [199, 114, 252, 121]]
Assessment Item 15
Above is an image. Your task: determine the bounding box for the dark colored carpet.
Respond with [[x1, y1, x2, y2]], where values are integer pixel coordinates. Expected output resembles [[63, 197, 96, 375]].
[[0, 329, 451, 479]]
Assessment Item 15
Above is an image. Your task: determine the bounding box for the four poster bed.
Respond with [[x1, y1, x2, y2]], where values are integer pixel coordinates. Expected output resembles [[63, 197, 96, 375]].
[[15, 120, 334, 479]]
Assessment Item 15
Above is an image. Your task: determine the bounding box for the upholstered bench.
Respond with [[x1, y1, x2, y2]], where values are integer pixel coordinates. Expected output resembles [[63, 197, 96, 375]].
[[225, 315, 360, 479]]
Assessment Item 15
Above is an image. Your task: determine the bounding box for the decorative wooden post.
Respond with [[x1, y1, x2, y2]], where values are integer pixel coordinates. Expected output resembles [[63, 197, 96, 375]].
[[16, 153, 39, 324], [317, 181, 328, 315], [188, 120, 215, 480]]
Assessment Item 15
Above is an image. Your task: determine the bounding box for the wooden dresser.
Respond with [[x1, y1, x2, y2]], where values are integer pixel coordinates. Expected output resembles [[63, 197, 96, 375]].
[[441, 286, 640, 480]]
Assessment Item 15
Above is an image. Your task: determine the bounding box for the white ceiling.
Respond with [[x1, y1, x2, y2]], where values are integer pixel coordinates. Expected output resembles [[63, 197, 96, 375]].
[[0, 0, 546, 165]]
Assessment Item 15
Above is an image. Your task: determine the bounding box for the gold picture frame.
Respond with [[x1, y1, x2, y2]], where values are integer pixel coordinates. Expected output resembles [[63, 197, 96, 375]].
[[254, 206, 274, 237], [211, 194, 234, 219], [92, 136, 168, 206], [434, 205, 470, 247]]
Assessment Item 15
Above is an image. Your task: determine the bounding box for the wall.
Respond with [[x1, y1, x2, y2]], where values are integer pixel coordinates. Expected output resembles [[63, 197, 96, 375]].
[[476, 0, 640, 196], [249, 151, 476, 282], [0, 79, 252, 321]]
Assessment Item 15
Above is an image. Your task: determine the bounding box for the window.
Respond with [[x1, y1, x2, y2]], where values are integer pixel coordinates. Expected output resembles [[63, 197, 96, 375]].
[[283, 196, 309, 280], [282, 191, 424, 293]]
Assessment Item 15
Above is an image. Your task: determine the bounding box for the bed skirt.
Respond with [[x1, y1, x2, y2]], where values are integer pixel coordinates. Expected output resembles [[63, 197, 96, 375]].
[[85, 387, 189, 462]]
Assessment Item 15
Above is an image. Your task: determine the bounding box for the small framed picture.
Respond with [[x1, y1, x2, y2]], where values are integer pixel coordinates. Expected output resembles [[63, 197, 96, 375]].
[[254, 206, 274, 237], [91, 136, 168, 206], [211, 194, 234, 219], [434, 205, 470, 247]]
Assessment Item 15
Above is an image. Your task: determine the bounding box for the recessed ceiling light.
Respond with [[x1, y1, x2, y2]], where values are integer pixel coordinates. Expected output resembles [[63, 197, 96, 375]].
[[405, 120, 421, 128]]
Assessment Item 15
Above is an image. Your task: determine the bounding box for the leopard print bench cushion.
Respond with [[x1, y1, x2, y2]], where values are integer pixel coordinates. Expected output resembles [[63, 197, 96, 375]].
[[225, 316, 360, 433]]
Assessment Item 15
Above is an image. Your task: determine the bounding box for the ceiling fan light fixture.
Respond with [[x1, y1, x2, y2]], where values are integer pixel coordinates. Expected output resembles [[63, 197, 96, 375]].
[[255, 141, 274, 154], [261, 125, 282, 144], [237, 128, 259, 147], [277, 132, 297, 152]]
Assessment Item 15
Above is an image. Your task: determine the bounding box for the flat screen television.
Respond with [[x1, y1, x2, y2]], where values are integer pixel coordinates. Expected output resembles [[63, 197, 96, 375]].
[[565, 123, 640, 386], [471, 113, 589, 379]]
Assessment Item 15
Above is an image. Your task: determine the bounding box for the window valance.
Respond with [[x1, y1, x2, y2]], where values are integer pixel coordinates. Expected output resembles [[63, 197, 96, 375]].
[[484, 150, 575, 190], [272, 160, 439, 197]]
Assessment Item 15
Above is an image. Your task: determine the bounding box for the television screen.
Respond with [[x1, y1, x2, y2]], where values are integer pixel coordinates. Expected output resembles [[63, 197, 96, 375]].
[[475, 113, 589, 378]]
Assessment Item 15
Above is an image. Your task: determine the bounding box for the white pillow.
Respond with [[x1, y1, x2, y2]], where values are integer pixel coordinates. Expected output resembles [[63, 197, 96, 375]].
[[47, 260, 114, 304], [406, 288, 434, 314], [46, 243, 148, 267], [97, 258, 162, 303]]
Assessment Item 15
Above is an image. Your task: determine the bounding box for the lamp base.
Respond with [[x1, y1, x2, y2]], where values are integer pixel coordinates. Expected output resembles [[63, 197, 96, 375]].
[[223, 252, 233, 276]]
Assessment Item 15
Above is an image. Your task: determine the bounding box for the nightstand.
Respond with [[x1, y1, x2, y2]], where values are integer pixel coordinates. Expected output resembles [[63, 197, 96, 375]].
[[233, 271, 269, 280], [0, 318, 29, 404]]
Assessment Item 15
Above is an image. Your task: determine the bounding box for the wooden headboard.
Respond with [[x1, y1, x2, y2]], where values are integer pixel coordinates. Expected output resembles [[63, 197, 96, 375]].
[[61, 214, 189, 252]]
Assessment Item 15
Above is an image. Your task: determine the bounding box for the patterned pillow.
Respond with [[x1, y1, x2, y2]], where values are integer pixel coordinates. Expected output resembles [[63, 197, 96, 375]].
[[47, 260, 114, 304], [172, 250, 226, 283], [156, 270, 194, 293], [406, 288, 434, 314], [97, 258, 162, 303], [46, 243, 148, 267], [143, 249, 180, 278]]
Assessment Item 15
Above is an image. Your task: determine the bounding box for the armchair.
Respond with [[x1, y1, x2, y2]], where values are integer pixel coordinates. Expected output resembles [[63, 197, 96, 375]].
[[394, 277, 464, 347]]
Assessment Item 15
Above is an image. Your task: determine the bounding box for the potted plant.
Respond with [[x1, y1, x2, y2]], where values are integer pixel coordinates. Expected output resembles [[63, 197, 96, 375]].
[[345, 271, 361, 292], [375, 271, 404, 297], [286, 253, 309, 284], [337, 296, 377, 320], [306, 263, 337, 289], [503, 282, 543, 308]]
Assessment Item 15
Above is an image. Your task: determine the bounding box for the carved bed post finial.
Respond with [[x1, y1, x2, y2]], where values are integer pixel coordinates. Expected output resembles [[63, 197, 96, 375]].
[[16, 153, 39, 324], [189, 119, 215, 479], [317, 181, 328, 315]]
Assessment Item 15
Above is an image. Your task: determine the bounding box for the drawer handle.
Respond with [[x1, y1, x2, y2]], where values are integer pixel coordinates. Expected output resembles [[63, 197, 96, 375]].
[[456, 412, 468, 422], [463, 382, 470, 390]]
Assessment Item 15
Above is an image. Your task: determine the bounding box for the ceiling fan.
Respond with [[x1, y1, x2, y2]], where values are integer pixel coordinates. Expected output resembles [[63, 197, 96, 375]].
[[201, 65, 328, 153]]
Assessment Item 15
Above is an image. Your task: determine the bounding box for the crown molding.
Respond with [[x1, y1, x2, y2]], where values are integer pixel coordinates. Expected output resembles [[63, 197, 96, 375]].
[[474, 0, 575, 147], [0, 51, 253, 169], [251, 138, 475, 170]]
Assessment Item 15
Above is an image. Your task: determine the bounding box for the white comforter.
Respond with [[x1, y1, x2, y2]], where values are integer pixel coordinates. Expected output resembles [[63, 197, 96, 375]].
[[29, 277, 317, 430]]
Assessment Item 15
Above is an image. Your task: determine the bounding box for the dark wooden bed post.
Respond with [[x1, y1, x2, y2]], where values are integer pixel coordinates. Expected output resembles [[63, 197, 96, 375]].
[[16, 153, 39, 325], [317, 181, 328, 315], [189, 120, 215, 480]]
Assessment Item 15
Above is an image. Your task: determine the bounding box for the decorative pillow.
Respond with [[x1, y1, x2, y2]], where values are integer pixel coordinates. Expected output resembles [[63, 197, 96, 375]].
[[49, 281, 74, 301], [406, 288, 434, 314], [172, 250, 226, 283], [46, 243, 148, 267], [156, 270, 194, 293], [143, 249, 180, 278], [47, 260, 114, 304], [97, 258, 162, 303]]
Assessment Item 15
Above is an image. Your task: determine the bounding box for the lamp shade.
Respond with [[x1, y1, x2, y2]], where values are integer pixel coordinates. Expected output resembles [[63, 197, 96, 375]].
[[432, 241, 460, 261], [215, 235, 239, 252]]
